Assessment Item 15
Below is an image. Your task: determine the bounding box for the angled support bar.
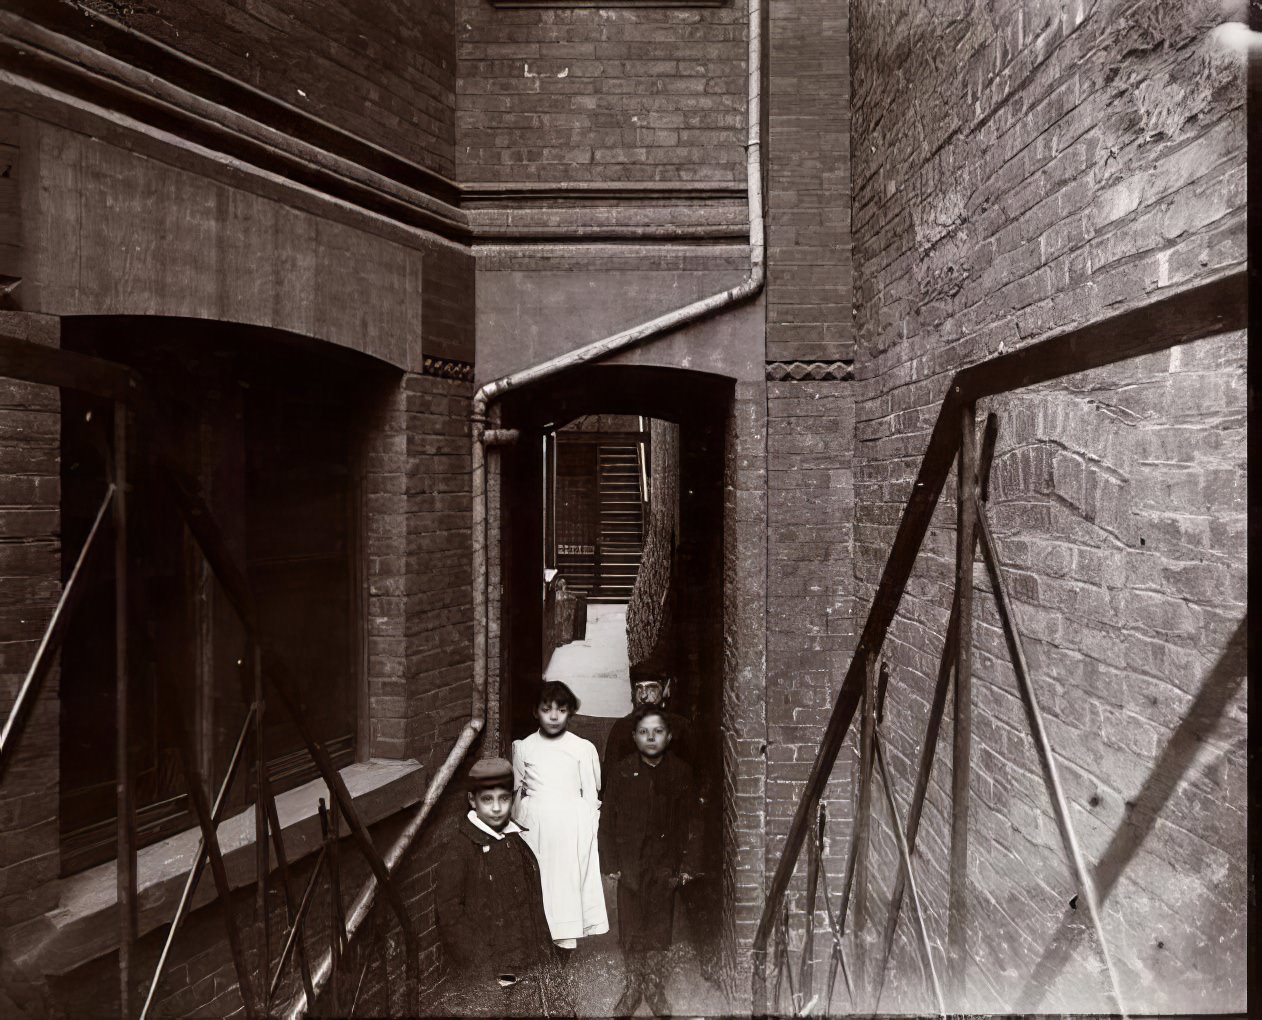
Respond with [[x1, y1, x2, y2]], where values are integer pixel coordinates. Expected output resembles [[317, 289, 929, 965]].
[[158, 666, 260, 1018], [263, 777, 317, 1009], [271, 846, 330, 1002], [140, 706, 255, 1020], [0, 484, 113, 779], [975, 503, 1127, 1018], [874, 725, 945, 1017], [873, 412, 999, 1008]]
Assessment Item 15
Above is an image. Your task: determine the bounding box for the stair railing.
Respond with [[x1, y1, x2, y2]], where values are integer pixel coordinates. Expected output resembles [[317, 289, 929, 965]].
[[0, 335, 421, 1019], [751, 269, 1247, 1017]]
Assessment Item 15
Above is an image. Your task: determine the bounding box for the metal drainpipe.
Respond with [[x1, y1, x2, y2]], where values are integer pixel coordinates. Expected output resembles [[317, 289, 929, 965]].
[[473, 0, 765, 751], [288, 2, 763, 1014]]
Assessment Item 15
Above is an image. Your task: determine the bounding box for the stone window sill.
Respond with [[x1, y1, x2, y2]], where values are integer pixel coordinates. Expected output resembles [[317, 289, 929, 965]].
[[6, 758, 424, 977]]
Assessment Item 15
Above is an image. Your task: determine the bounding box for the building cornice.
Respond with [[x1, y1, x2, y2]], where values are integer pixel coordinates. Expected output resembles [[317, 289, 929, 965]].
[[1, 5, 753, 248]]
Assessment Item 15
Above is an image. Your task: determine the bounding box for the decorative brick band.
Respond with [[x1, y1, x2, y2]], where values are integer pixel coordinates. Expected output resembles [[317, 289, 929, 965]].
[[765, 360, 855, 382], [421, 356, 475, 382]]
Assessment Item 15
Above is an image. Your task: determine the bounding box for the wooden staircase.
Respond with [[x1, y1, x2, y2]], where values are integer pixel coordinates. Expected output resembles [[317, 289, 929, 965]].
[[592, 444, 645, 603], [554, 441, 646, 603]]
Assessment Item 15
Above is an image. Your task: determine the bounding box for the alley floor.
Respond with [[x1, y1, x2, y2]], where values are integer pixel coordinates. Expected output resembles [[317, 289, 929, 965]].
[[425, 890, 737, 1018], [543, 603, 634, 753]]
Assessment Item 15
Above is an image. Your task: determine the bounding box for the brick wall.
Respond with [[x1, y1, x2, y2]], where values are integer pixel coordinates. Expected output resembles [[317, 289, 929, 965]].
[[846, 0, 1247, 1013], [0, 312, 60, 935], [42, 0, 457, 177], [715, 381, 767, 991], [402, 373, 475, 773], [762, 377, 858, 980], [456, 1, 747, 184], [766, 0, 853, 363], [626, 418, 678, 667]]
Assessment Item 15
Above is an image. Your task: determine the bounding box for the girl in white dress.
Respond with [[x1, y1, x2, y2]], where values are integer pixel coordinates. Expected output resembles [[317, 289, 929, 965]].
[[512, 680, 610, 949]]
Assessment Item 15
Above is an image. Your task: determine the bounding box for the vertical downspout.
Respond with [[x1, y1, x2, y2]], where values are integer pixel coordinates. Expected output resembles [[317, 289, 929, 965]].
[[288, 3, 763, 1015]]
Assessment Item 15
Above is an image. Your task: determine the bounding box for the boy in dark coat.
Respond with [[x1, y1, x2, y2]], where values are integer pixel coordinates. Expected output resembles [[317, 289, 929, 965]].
[[600, 705, 702, 1016], [436, 757, 565, 1015]]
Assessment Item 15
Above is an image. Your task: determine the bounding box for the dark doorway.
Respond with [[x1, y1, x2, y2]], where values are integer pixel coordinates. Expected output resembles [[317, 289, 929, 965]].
[[57, 317, 392, 873], [496, 364, 731, 952]]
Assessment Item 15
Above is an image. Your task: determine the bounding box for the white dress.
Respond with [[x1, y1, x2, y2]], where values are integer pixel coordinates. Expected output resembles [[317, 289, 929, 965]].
[[511, 730, 610, 944]]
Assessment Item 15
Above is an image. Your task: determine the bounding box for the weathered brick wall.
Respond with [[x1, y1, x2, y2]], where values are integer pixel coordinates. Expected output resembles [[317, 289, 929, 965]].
[[766, 0, 853, 363], [762, 378, 858, 980], [626, 418, 678, 667], [846, 0, 1247, 1013], [402, 372, 475, 774], [0, 313, 60, 935], [715, 382, 766, 995], [456, 1, 747, 184], [42, 0, 456, 177]]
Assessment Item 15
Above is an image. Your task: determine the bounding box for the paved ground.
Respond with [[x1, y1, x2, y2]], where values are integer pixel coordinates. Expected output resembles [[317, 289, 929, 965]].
[[544, 604, 634, 719], [424, 887, 738, 1018]]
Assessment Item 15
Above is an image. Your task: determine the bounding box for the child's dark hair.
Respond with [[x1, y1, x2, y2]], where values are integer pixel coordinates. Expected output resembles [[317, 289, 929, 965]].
[[630, 703, 670, 732], [537, 680, 580, 714]]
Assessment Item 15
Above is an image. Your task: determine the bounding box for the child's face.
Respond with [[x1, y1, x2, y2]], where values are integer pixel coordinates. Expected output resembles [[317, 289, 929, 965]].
[[468, 786, 514, 831], [536, 700, 571, 736], [633, 712, 671, 760]]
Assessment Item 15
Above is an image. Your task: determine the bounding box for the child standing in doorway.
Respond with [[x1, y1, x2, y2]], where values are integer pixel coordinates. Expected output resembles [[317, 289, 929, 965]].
[[512, 680, 610, 953]]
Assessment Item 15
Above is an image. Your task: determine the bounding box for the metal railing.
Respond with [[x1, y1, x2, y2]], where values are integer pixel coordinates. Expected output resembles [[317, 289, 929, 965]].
[[751, 269, 1248, 1017], [0, 336, 420, 1019]]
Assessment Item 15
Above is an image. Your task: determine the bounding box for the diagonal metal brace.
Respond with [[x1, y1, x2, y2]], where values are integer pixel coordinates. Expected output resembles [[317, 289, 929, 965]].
[[975, 499, 1127, 1018], [145, 437, 419, 956]]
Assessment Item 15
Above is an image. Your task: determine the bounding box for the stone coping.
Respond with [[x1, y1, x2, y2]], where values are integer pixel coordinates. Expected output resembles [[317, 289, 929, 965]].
[[7, 758, 424, 977]]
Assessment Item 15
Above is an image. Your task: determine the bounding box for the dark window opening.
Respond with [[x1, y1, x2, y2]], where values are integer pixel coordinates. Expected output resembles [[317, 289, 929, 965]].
[[58, 318, 386, 875]]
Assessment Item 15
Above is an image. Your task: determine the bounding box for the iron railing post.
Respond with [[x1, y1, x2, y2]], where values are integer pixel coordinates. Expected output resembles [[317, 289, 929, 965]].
[[113, 404, 137, 1020], [946, 400, 977, 1003]]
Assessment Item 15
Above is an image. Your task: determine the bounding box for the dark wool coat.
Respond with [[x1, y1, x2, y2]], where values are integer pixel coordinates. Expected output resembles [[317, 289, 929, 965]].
[[436, 815, 554, 980], [598, 752, 702, 951], [601, 708, 691, 791]]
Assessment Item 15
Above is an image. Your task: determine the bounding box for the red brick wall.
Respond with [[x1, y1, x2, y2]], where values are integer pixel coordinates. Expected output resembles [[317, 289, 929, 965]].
[[0, 313, 60, 934], [766, 0, 853, 363], [43, 0, 457, 177], [846, 0, 1246, 1013], [456, 1, 747, 184]]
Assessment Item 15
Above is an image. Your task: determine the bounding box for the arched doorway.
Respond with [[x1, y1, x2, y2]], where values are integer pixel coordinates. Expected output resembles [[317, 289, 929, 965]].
[[493, 363, 734, 966]]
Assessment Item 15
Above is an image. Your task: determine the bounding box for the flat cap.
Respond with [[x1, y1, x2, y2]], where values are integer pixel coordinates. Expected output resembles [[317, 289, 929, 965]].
[[467, 756, 514, 789]]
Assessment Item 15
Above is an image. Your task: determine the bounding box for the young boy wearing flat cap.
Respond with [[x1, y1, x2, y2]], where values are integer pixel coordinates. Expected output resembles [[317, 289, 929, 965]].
[[436, 756, 564, 1014]]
